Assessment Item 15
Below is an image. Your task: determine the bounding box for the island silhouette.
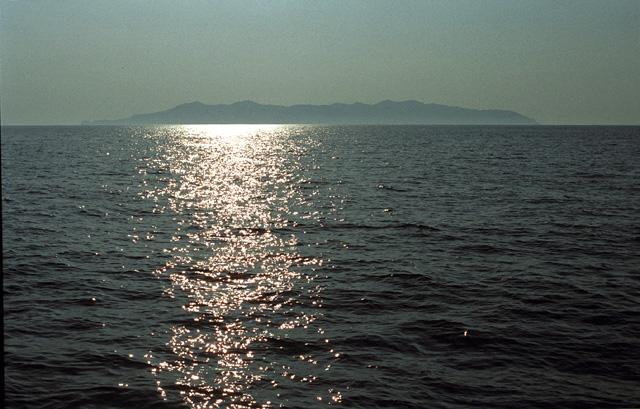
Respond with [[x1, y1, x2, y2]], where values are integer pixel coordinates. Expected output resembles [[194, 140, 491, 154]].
[[84, 100, 537, 125]]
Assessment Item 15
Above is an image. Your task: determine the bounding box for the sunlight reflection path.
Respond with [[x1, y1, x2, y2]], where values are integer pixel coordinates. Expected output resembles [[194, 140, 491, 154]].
[[140, 125, 340, 408]]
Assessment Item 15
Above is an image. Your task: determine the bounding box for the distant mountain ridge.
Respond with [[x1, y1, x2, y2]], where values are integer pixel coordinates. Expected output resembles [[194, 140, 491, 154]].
[[84, 100, 537, 125]]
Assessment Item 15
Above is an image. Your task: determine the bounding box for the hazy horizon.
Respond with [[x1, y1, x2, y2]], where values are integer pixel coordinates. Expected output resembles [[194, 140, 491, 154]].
[[3, 3, 640, 406], [3, 98, 640, 126], [1, 0, 639, 125]]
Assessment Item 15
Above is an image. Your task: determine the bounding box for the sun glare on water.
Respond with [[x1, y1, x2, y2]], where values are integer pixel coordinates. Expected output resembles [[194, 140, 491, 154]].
[[183, 124, 286, 147], [139, 124, 341, 408]]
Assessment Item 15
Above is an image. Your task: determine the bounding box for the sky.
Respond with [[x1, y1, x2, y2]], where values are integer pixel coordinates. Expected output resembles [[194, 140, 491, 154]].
[[1, 0, 638, 125]]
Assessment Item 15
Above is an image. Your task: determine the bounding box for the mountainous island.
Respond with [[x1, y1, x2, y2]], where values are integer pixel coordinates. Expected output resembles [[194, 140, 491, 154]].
[[84, 100, 536, 125]]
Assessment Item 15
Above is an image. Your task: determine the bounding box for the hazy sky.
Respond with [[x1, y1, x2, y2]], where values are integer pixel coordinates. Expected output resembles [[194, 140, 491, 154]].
[[1, 0, 638, 125]]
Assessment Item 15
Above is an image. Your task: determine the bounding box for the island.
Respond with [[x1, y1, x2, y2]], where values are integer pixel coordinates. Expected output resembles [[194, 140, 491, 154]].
[[83, 100, 537, 125]]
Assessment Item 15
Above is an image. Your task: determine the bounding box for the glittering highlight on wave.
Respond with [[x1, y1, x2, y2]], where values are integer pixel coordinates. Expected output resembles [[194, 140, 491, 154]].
[[138, 125, 342, 407], [4, 125, 639, 409]]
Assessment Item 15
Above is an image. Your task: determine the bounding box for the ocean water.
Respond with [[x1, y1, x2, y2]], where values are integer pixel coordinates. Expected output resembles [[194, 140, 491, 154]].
[[3, 125, 640, 409]]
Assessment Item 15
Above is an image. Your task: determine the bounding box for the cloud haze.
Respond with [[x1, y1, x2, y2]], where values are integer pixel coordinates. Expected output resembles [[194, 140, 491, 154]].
[[1, 0, 638, 125]]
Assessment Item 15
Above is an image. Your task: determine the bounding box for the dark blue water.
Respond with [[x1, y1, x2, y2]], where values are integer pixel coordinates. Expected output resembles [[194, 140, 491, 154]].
[[3, 125, 640, 408]]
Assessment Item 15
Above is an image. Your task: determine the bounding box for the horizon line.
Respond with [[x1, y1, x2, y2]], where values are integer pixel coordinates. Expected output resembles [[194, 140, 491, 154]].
[[3, 123, 640, 127]]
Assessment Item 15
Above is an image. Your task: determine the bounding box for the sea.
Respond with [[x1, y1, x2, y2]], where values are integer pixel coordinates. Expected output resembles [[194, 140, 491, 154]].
[[3, 125, 640, 409]]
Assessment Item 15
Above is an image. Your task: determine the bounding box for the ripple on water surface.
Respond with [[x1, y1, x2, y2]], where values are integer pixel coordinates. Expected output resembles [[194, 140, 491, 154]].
[[2, 125, 640, 408]]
